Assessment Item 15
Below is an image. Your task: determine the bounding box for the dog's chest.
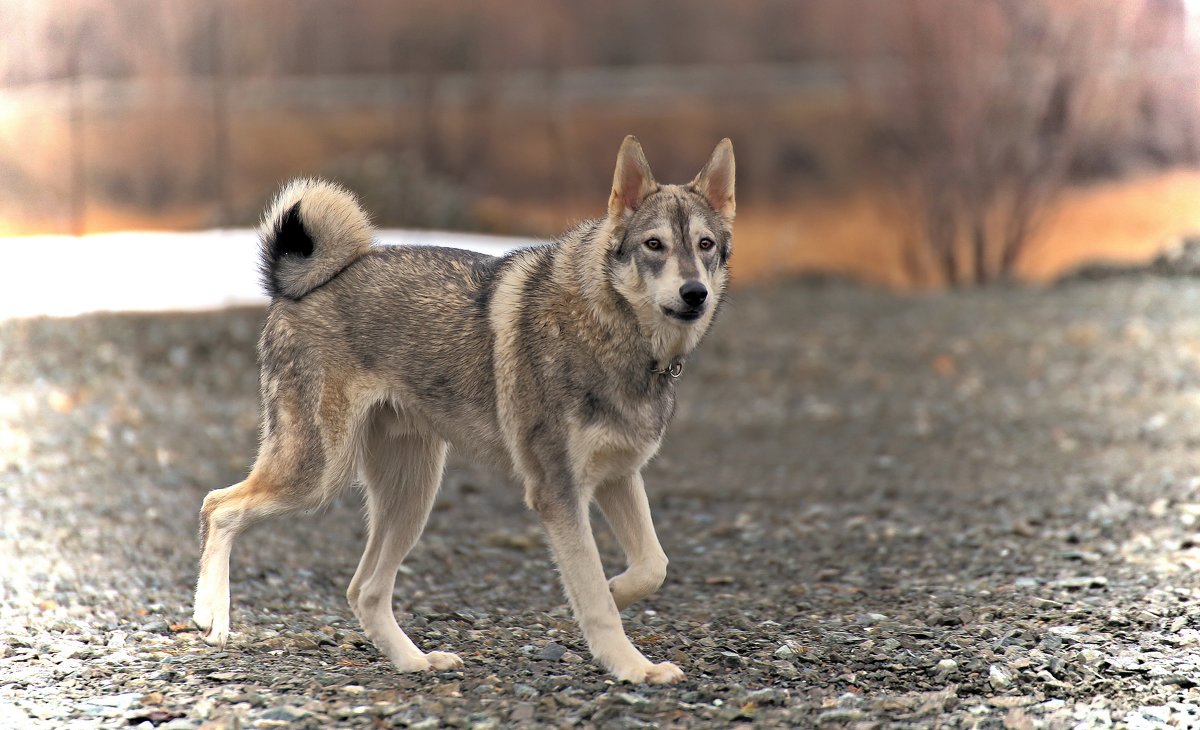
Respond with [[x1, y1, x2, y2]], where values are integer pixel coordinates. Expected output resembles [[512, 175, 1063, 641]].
[[568, 406, 664, 485]]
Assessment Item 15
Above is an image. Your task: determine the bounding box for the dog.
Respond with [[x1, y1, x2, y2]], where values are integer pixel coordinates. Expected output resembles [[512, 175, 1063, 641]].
[[192, 136, 735, 684]]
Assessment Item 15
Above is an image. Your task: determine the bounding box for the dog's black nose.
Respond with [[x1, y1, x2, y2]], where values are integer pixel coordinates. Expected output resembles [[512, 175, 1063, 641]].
[[679, 280, 708, 307]]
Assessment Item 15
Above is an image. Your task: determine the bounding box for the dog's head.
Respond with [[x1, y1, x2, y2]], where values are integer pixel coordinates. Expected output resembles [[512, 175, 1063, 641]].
[[605, 136, 735, 351]]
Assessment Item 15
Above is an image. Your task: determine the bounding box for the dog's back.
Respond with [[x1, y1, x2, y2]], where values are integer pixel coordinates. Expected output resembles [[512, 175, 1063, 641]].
[[262, 239, 554, 466]]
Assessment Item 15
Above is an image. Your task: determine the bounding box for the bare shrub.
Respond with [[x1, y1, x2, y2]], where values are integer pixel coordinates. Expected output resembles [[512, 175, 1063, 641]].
[[854, 0, 1134, 286]]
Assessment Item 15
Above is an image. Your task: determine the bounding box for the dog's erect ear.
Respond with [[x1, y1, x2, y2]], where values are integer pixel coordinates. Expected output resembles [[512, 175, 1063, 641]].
[[608, 135, 657, 217], [692, 138, 736, 221]]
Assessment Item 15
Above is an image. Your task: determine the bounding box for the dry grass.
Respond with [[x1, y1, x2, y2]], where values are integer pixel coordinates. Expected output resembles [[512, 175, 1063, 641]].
[[730, 170, 1200, 288]]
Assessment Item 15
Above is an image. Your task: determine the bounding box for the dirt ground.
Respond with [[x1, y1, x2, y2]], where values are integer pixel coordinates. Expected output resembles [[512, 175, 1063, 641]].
[[4, 276, 1200, 728]]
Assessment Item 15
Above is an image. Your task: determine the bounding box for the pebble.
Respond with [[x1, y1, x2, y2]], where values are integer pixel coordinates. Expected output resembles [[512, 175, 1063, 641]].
[[989, 664, 1014, 690], [257, 706, 310, 722], [613, 692, 649, 706], [538, 642, 567, 661], [935, 658, 958, 675], [1049, 576, 1109, 589]]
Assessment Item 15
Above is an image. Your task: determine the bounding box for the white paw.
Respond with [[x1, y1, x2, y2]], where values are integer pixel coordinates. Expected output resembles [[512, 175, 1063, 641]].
[[193, 597, 229, 649], [645, 661, 685, 684], [614, 660, 685, 684], [200, 615, 229, 649], [391, 655, 432, 673], [425, 651, 464, 670]]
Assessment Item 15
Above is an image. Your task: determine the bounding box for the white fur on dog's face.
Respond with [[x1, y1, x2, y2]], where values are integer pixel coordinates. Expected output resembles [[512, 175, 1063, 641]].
[[607, 188, 731, 363], [604, 137, 735, 358], [613, 202, 726, 321]]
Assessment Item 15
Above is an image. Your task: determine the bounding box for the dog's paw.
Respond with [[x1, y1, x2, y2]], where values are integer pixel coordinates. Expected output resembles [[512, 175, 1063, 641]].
[[644, 661, 685, 684], [193, 601, 229, 649], [199, 618, 229, 649], [425, 651, 464, 671], [614, 660, 685, 684]]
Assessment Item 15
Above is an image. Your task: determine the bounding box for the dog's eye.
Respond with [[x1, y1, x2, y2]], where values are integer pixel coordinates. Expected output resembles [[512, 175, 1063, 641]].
[[644, 238, 662, 250], [698, 238, 715, 250]]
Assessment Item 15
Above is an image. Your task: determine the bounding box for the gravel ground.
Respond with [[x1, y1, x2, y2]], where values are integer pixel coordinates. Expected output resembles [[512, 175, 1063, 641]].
[[5, 276, 1200, 729]]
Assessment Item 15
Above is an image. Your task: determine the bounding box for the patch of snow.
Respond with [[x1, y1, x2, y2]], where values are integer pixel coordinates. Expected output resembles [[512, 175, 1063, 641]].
[[0, 228, 534, 320]]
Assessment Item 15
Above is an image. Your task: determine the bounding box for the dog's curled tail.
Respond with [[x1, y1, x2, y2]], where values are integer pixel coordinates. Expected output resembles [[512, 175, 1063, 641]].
[[258, 178, 373, 300]]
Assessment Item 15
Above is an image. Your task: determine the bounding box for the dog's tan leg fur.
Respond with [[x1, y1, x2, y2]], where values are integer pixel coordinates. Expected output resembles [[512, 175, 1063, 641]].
[[193, 470, 286, 648], [596, 473, 669, 610], [346, 416, 461, 672], [194, 381, 364, 649], [534, 496, 683, 684]]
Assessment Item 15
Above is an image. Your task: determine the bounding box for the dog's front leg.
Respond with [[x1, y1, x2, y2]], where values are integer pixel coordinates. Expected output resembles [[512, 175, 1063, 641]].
[[531, 488, 684, 684], [595, 472, 669, 610]]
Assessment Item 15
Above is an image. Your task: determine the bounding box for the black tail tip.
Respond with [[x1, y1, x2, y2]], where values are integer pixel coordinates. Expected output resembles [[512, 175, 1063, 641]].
[[260, 201, 315, 298], [270, 202, 314, 260]]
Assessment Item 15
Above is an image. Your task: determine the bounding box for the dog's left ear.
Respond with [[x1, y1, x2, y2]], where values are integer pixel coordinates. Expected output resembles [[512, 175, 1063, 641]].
[[609, 135, 657, 218], [692, 138, 735, 221]]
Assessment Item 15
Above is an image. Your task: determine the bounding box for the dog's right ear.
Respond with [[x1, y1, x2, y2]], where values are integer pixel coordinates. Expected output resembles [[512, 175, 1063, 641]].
[[608, 135, 657, 218]]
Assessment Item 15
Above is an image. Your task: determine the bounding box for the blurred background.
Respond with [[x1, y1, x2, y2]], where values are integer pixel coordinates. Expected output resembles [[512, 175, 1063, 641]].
[[2, 0, 1200, 288]]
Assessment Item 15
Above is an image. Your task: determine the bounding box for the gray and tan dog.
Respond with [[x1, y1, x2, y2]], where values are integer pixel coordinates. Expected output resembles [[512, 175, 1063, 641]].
[[193, 136, 735, 684]]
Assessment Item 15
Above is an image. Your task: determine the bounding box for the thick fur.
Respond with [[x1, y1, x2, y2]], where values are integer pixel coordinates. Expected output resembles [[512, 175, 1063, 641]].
[[193, 136, 735, 684]]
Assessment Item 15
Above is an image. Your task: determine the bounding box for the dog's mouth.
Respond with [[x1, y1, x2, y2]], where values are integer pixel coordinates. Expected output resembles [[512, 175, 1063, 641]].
[[662, 306, 705, 323]]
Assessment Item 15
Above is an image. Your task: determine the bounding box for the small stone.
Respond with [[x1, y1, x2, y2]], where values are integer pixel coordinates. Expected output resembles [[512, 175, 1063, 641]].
[[103, 692, 141, 709], [289, 636, 320, 651], [1031, 598, 1063, 609], [107, 631, 128, 648], [538, 642, 567, 661], [513, 683, 538, 700], [935, 658, 958, 676], [560, 651, 584, 664], [774, 643, 796, 658], [99, 651, 136, 665], [745, 687, 784, 705], [140, 620, 171, 634], [1077, 648, 1104, 665], [816, 708, 864, 722], [510, 704, 535, 723], [613, 692, 648, 706], [989, 664, 1014, 690], [469, 715, 500, 730], [342, 631, 369, 646], [1049, 576, 1108, 590], [257, 706, 310, 722]]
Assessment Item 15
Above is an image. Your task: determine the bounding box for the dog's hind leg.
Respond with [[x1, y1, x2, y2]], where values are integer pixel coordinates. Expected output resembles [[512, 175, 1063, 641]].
[[194, 385, 362, 649], [193, 471, 281, 648], [347, 419, 460, 672], [595, 472, 669, 610]]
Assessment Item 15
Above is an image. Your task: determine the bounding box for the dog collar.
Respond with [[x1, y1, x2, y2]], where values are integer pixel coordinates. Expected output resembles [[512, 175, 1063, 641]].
[[651, 360, 685, 378]]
